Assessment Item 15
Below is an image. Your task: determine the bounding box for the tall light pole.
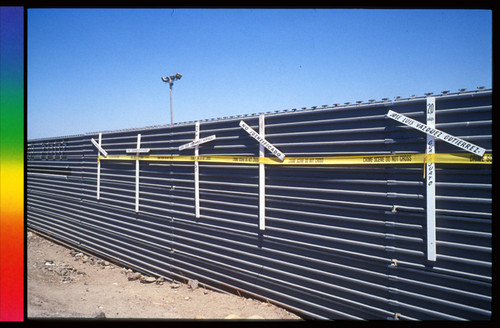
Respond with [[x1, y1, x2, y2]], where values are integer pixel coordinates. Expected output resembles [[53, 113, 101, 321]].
[[161, 72, 182, 125]]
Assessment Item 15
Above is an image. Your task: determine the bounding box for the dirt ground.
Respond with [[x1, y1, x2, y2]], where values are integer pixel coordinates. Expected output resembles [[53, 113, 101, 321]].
[[27, 230, 304, 321]]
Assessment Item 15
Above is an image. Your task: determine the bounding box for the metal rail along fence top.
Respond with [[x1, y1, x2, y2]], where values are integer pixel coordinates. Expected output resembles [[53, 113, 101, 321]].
[[27, 88, 492, 320]]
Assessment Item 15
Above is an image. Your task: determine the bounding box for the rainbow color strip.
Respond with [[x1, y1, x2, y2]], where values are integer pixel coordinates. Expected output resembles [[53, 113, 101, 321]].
[[0, 6, 24, 322]]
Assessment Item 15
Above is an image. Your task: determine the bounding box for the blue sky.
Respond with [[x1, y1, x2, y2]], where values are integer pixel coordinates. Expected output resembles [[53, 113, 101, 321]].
[[27, 8, 492, 140]]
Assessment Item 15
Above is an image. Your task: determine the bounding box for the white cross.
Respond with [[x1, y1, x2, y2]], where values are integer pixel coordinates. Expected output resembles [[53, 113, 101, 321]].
[[91, 133, 107, 200], [131, 134, 150, 212], [178, 122, 217, 218]]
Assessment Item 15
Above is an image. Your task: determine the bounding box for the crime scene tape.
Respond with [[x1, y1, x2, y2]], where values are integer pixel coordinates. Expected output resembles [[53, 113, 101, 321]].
[[98, 153, 492, 165]]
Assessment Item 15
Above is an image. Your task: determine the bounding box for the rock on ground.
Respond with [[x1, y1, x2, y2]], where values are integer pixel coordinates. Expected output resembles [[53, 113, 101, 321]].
[[27, 231, 303, 320]]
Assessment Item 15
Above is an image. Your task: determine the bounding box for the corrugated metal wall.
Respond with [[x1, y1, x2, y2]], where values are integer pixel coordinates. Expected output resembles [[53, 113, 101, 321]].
[[27, 89, 492, 320]]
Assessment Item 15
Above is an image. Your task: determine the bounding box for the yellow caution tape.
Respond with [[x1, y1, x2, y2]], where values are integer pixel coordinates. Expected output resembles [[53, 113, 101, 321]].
[[98, 153, 492, 165]]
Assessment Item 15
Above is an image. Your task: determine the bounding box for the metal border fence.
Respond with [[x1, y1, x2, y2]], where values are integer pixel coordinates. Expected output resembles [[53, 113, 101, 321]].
[[27, 88, 492, 320]]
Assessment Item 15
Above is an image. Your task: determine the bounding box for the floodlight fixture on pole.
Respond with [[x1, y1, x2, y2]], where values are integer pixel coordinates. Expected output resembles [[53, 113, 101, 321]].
[[161, 72, 182, 125]]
